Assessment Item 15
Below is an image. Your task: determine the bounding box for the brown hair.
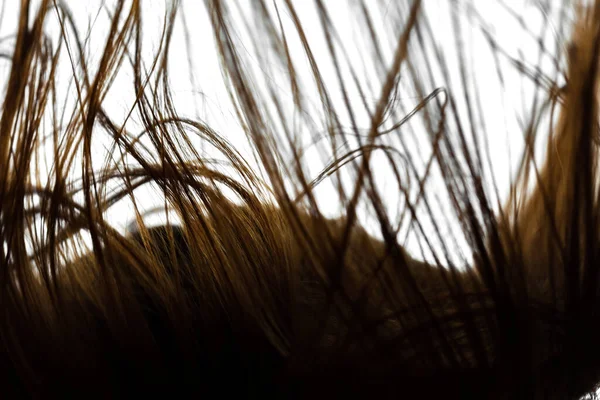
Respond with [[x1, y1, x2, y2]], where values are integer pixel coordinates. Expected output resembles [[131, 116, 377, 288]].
[[1, 0, 599, 398]]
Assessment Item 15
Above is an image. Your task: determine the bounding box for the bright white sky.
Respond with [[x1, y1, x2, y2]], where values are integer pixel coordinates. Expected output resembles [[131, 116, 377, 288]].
[[0, 0, 568, 266]]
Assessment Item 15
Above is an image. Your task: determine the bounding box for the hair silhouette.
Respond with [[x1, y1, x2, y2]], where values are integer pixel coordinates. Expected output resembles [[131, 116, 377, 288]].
[[1, 0, 600, 398]]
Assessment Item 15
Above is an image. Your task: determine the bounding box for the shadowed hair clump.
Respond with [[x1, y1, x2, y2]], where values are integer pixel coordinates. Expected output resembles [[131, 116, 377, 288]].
[[1, 0, 600, 398]]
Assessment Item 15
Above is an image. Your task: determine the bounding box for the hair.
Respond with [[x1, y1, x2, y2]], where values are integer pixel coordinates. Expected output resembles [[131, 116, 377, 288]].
[[1, 0, 599, 398]]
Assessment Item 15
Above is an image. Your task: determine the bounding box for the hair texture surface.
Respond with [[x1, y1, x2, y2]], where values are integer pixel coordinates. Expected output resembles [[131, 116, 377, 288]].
[[1, 0, 600, 398]]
